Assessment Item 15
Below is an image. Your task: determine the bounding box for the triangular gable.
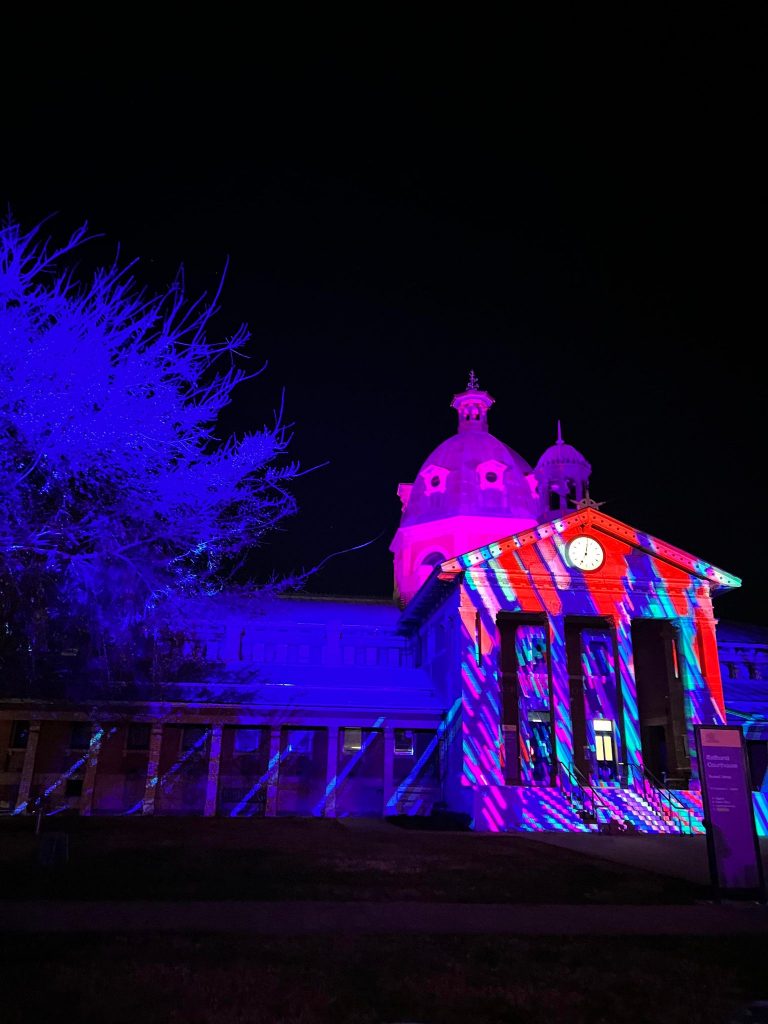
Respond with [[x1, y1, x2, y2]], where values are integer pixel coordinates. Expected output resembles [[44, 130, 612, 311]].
[[438, 507, 741, 590], [398, 508, 740, 630]]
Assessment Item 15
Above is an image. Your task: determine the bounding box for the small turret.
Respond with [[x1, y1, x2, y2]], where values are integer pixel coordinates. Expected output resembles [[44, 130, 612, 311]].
[[534, 422, 592, 517], [450, 370, 494, 433]]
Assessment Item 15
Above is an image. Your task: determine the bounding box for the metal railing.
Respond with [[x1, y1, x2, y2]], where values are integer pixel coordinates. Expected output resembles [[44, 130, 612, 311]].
[[556, 758, 695, 835], [557, 759, 620, 828], [619, 759, 694, 835]]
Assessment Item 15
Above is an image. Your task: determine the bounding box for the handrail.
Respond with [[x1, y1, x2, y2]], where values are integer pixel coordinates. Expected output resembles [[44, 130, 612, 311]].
[[557, 760, 621, 828], [621, 759, 693, 835]]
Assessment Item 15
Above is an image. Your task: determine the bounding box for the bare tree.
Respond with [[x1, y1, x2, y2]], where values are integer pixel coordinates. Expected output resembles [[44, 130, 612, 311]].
[[0, 217, 300, 691]]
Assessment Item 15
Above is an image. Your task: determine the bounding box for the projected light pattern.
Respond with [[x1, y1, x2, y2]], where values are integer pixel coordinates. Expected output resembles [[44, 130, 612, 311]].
[[754, 793, 768, 837], [449, 509, 735, 832], [125, 727, 212, 815], [386, 699, 461, 811], [615, 610, 642, 768], [581, 629, 621, 782], [314, 716, 385, 816], [12, 726, 115, 815], [230, 745, 286, 817], [515, 626, 552, 785]]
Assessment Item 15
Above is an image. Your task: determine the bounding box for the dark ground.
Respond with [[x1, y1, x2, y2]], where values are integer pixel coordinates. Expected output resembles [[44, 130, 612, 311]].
[[2, 814, 704, 904], [1, 932, 767, 1024], [1, 816, 766, 1023]]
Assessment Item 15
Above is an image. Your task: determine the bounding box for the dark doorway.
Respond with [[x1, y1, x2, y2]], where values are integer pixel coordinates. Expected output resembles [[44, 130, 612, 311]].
[[643, 724, 668, 780], [630, 619, 690, 787]]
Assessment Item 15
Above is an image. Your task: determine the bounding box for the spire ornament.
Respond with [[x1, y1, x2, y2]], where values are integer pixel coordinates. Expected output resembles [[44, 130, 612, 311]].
[[467, 369, 480, 391], [574, 489, 605, 511]]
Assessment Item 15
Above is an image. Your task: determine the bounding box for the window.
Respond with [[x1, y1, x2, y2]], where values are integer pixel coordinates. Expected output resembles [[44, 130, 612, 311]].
[[477, 460, 506, 490], [394, 729, 414, 756], [343, 727, 363, 753], [181, 725, 208, 752], [233, 728, 262, 754], [549, 487, 560, 511], [69, 722, 91, 749], [9, 720, 30, 749], [419, 464, 448, 493], [126, 723, 151, 750], [286, 729, 315, 755], [594, 719, 614, 763]]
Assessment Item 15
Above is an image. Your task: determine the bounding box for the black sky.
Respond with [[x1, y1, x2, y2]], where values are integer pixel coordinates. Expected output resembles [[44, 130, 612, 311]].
[[3, 18, 766, 623]]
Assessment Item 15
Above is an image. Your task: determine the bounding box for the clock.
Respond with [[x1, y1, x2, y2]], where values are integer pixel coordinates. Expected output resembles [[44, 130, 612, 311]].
[[566, 535, 605, 571]]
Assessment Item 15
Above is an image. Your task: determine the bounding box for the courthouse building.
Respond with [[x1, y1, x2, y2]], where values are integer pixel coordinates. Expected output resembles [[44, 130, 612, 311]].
[[2, 377, 767, 833]]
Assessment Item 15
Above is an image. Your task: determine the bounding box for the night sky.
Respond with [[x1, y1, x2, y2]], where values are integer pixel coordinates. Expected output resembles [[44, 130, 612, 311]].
[[3, 21, 765, 624]]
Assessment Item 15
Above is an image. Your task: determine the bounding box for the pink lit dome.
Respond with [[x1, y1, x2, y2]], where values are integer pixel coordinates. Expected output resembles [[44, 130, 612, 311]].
[[391, 374, 539, 605], [401, 428, 537, 526]]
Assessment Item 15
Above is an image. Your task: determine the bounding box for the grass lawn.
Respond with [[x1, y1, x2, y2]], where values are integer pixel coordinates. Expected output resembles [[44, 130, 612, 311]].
[[2, 932, 766, 1024], [0, 815, 708, 903], [3, 818, 764, 1023]]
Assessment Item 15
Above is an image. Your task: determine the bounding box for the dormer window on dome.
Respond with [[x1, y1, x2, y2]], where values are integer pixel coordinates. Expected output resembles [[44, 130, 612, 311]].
[[477, 459, 507, 491], [419, 464, 449, 494]]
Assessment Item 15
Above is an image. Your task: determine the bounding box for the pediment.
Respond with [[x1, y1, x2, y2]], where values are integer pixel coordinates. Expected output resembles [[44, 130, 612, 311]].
[[438, 507, 740, 591]]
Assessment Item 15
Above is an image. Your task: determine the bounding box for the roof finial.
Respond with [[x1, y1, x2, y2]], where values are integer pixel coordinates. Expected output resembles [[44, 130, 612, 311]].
[[557, 420, 563, 444], [575, 488, 605, 511], [467, 369, 479, 391]]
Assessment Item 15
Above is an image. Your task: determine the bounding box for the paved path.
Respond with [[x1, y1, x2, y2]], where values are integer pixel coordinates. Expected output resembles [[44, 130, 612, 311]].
[[2, 900, 767, 935], [525, 833, 768, 886]]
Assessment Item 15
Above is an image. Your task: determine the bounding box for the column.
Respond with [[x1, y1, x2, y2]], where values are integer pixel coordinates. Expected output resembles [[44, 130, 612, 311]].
[[264, 725, 282, 817], [383, 725, 395, 814], [616, 605, 642, 772], [79, 722, 103, 816], [323, 725, 339, 818], [548, 615, 573, 779], [15, 720, 41, 813], [142, 722, 164, 816], [204, 724, 223, 817], [695, 607, 726, 722]]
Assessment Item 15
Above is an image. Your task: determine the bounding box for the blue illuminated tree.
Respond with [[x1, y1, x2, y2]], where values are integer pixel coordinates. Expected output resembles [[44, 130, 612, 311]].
[[0, 218, 300, 690]]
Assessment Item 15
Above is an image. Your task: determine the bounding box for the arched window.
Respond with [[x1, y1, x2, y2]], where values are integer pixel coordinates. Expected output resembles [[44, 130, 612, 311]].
[[415, 551, 446, 593]]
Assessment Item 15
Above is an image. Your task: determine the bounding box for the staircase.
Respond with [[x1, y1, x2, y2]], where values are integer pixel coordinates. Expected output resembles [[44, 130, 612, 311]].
[[471, 773, 704, 834]]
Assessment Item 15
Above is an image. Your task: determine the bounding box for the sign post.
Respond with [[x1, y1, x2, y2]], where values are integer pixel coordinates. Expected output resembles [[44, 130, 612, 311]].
[[695, 725, 765, 902]]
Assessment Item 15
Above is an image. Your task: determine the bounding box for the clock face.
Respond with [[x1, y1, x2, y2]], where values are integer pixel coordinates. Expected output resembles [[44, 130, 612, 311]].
[[566, 535, 605, 571]]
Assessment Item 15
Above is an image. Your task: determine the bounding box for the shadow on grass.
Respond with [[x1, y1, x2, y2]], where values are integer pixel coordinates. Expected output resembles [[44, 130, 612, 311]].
[[1, 815, 708, 904]]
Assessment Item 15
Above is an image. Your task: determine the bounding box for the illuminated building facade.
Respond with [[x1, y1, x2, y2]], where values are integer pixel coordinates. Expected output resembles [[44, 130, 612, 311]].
[[1, 377, 767, 833]]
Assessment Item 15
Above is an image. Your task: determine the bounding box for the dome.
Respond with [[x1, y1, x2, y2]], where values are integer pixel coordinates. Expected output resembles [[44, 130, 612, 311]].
[[400, 393, 538, 528], [535, 422, 591, 475], [391, 374, 541, 606], [533, 422, 592, 518], [537, 441, 591, 471]]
